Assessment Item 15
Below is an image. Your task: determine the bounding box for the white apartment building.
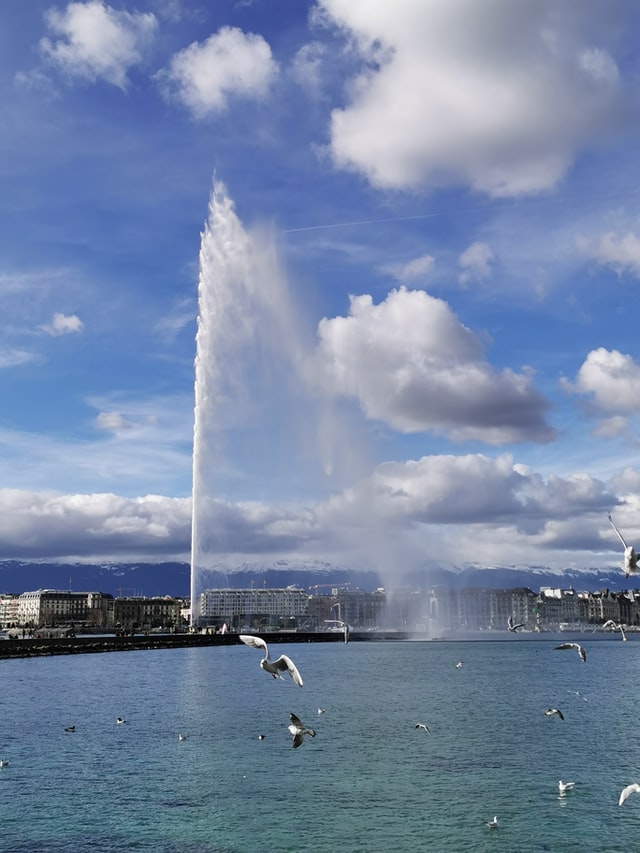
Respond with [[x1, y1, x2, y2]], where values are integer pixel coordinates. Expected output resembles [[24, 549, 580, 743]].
[[0, 593, 20, 628], [200, 588, 309, 622]]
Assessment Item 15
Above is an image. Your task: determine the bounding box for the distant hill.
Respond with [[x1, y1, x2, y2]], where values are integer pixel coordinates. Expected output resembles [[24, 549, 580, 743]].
[[0, 560, 633, 598]]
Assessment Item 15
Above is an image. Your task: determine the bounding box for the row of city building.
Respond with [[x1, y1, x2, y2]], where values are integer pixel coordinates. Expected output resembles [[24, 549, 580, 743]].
[[2, 584, 639, 634]]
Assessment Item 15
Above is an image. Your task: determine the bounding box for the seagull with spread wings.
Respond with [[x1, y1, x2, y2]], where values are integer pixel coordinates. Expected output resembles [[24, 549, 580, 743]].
[[603, 619, 628, 641], [608, 513, 639, 578], [555, 642, 587, 662], [619, 783, 640, 806], [239, 635, 303, 686], [288, 713, 316, 748]]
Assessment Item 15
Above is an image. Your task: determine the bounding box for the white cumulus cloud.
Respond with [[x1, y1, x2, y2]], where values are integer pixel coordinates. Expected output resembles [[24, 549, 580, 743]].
[[562, 348, 640, 415], [39, 1, 158, 89], [309, 286, 554, 444], [156, 26, 278, 117], [577, 229, 640, 278], [319, 0, 626, 196], [40, 312, 83, 336]]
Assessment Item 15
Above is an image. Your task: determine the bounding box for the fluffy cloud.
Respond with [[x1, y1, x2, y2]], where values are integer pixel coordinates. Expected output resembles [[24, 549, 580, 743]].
[[39, 1, 157, 89], [458, 242, 494, 285], [156, 26, 278, 117], [0, 490, 191, 560], [384, 253, 435, 284], [562, 348, 640, 415], [319, 0, 626, 196], [40, 312, 83, 336], [0, 454, 621, 566], [310, 286, 554, 444], [577, 229, 640, 278], [316, 455, 614, 547]]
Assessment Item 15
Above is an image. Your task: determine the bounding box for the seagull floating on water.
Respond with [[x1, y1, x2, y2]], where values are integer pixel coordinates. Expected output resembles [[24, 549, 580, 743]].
[[559, 780, 575, 794], [555, 642, 586, 662], [239, 635, 303, 686], [64, 726, 75, 733], [288, 713, 316, 748], [455, 661, 463, 668], [415, 723, 431, 733], [178, 733, 186, 741], [619, 783, 640, 806], [486, 816, 498, 829], [545, 708, 565, 720], [508, 615, 524, 632], [116, 717, 127, 725], [317, 708, 325, 715], [257, 734, 266, 740], [608, 513, 639, 577], [0, 760, 9, 768]]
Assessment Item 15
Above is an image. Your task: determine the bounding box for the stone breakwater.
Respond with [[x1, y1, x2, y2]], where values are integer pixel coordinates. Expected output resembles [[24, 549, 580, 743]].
[[0, 631, 368, 659]]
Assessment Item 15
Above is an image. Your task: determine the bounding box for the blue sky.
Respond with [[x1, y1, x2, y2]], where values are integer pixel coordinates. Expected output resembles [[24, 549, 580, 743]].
[[3, 0, 640, 582]]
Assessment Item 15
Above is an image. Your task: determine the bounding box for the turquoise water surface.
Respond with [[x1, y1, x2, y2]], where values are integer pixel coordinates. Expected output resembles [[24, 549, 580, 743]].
[[1, 636, 639, 852]]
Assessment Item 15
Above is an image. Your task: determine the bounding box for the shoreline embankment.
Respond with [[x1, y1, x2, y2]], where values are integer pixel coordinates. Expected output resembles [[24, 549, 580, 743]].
[[0, 630, 410, 659]]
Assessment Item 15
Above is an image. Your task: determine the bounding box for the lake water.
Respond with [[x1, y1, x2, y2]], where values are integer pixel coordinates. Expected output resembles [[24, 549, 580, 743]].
[[0, 635, 638, 852]]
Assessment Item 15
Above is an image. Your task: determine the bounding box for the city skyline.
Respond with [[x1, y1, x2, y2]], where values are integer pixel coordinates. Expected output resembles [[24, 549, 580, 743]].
[[2, 2, 640, 585]]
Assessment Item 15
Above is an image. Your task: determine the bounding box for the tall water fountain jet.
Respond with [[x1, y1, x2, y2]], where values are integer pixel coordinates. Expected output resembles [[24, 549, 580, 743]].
[[190, 179, 417, 626], [190, 179, 318, 625]]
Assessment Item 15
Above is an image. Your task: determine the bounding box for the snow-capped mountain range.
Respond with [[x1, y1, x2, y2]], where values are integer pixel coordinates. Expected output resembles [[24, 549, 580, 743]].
[[0, 559, 632, 597]]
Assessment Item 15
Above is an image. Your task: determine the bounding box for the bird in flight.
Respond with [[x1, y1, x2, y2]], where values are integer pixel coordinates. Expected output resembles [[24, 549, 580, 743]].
[[559, 780, 575, 794], [603, 620, 628, 641], [414, 723, 431, 732], [508, 615, 524, 632], [554, 642, 587, 662], [288, 713, 316, 748], [619, 783, 640, 806], [544, 708, 565, 720], [239, 635, 303, 686], [608, 513, 639, 577]]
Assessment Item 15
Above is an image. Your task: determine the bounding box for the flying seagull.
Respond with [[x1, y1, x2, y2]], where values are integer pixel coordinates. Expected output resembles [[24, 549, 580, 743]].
[[178, 733, 187, 741], [544, 708, 565, 720], [508, 615, 524, 632], [555, 642, 587, 662], [603, 620, 628, 641], [0, 760, 9, 768], [116, 717, 127, 725], [608, 513, 639, 577], [559, 780, 575, 794], [415, 723, 431, 733], [455, 661, 463, 668], [288, 713, 316, 748], [619, 783, 640, 806], [64, 726, 76, 733], [239, 635, 303, 686], [486, 816, 499, 829]]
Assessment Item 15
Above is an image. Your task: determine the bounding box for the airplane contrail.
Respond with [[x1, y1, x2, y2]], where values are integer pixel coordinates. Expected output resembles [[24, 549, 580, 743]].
[[283, 187, 640, 234]]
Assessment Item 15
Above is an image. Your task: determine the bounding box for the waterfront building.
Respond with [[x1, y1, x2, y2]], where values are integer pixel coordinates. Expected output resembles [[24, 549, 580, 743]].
[[536, 587, 579, 629], [113, 596, 183, 631], [0, 593, 19, 628], [199, 587, 309, 630], [430, 587, 537, 633], [16, 590, 114, 628]]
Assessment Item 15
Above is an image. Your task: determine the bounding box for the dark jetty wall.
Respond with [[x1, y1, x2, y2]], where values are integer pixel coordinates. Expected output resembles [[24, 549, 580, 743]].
[[0, 631, 357, 659]]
